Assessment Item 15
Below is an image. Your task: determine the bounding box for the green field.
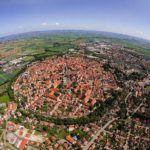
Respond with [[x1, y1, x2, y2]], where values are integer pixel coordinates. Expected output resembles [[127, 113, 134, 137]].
[[0, 93, 10, 103], [0, 69, 22, 85], [0, 82, 9, 94], [146, 85, 150, 91]]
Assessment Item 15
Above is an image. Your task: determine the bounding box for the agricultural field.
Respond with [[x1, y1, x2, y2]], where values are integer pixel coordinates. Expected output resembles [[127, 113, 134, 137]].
[[0, 35, 80, 85], [0, 82, 9, 94], [0, 93, 10, 103]]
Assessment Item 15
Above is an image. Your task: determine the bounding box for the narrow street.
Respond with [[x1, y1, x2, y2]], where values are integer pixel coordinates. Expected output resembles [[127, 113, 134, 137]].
[[73, 104, 82, 116], [50, 96, 64, 115], [124, 92, 132, 104], [132, 102, 143, 115], [123, 129, 131, 150], [83, 118, 118, 150], [124, 92, 132, 115]]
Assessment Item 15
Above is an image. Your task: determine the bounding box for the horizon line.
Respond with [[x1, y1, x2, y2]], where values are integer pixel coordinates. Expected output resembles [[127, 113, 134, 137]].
[[0, 29, 150, 42]]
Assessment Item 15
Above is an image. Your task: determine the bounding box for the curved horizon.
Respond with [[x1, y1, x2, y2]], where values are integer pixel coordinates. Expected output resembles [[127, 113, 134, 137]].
[[0, 0, 150, 40], [0, 29, 150, 43]]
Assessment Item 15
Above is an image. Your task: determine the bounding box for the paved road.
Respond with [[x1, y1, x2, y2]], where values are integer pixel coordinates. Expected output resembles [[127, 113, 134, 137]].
[[123, 129, 131, 150], [82, 118, 118, 150], [50, 101, 62, 115], [132, 102, 143, 116], [124, 92, 132, 115], [124, 92, 132, 104]]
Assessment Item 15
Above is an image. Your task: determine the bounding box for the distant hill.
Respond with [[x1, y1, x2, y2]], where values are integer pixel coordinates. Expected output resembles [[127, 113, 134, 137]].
[[0, 30, 149, 43]]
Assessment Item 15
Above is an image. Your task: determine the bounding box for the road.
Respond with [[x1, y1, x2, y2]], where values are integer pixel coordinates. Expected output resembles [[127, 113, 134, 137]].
[[50, 101, 62, 115], [124, 92, 132, 116], [49, 95, 64, 115], [132, 102, 143, 116], [123, 129, 131, 150], [124, 92, 132, 104], [82, 118, 118, 150]]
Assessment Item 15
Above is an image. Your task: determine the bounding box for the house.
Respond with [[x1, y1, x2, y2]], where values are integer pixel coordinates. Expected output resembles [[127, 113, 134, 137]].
[[68, 125, 75, 132], [6, 133, 18, 144], [7, 102, 17, 113], [49, 147, 53, 150], [66, 135, 75, 144], [19, 138, 28, 150]]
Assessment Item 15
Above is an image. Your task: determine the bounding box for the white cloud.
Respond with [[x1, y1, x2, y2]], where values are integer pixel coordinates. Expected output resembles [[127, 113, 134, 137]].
[[40, 22, 60, 27], [55, 22, 60, 26], [41, 22, 49, 26]]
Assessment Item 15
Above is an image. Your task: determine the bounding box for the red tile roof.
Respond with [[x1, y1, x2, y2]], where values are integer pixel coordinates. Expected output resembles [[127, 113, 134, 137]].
[[66, 135, 75, 144], [19, 138, 28, 150]]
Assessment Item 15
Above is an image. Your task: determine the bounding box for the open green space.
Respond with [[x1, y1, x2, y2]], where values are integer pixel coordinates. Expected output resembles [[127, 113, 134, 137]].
[[0, 93, 10, 103], [146, 85, 150, 91]]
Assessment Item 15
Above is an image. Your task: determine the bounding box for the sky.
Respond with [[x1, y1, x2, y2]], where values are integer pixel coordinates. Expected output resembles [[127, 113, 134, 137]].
[[0, 0, 150, 39]]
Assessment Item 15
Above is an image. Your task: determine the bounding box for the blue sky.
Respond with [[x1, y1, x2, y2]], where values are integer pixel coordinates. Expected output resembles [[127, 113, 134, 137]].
[[0, 0, 150, 39]]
